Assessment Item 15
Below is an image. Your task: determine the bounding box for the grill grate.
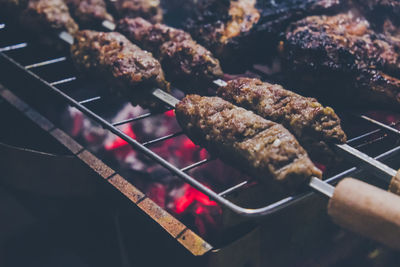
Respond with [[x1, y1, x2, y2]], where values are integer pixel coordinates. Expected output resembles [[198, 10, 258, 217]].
[[1, 21, 400, 218]]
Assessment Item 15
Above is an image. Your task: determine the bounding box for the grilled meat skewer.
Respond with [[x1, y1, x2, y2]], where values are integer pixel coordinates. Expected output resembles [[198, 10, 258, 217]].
[[217, 78, 347, 163], [116, 17, 223, 85], [65, 0, 114, 29], [106, 0, 162, 23], [176, 95, 322, 189], [284, 12, 400, 109], [71, 30, 169, 107]]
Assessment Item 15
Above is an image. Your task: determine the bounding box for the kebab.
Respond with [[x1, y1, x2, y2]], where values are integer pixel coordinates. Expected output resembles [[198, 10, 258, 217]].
[[284, 11, 400, 109], [175, 94, 322, 189], [116, 17, 223, 85], [217, 77, 347, 163], [71, 30, 169, 108]]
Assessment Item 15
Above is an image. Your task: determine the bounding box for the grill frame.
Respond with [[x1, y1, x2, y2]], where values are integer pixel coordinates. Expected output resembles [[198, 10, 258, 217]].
[[1, 20, 400, 252]]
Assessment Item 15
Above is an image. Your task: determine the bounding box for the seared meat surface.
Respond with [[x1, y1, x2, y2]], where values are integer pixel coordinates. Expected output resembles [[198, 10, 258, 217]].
[[106, 0, 162, 23], [9, 0, 79, 35], [65, 0, 114, 28], [117, 17, 223, 84], [284, 12, 400, 108], [184, 0, 343, 69], [186, 0, 260, 63], [217, 78, 346, 163], [71, 30, 169, 107], [176, 95, 322, 189]]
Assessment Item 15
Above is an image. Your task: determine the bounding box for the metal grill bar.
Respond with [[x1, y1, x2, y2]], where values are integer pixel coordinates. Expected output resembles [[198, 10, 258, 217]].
[[112, 112, 153, 126], [360, 115, 400, 135], [335, 143, 397, 181], [218, 181, 249, 197], [180, 158, 213, 172], [0, 42, 27, 52], [142, 131, 183, 147], [78, 96, 101, 105], [347, 129, 382, 143], [50, 77, 76, 86], [25, 57, 67, 69], [354, 135, 387, 150]]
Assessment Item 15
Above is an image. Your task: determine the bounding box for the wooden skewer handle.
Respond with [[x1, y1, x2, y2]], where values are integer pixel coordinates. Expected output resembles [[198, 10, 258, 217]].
[[388, 169, 400, 195], [328, 178, 400, 250]]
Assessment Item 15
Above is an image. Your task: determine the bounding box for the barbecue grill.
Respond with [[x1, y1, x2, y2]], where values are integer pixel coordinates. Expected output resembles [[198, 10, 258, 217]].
[[1, 13, 400, 267]]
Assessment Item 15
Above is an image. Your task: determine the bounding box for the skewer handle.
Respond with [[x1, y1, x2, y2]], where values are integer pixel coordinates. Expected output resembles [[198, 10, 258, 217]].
[[388, 169, 400, 195], [328, 178, 400, 250]]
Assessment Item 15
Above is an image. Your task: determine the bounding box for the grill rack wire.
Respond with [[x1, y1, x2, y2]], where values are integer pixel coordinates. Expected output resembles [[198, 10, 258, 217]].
[[1, 22, 400, 218]]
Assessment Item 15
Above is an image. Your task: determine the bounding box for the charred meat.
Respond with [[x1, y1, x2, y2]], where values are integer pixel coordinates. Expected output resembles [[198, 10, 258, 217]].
[[186, 0, 260, 62], [217, 78, 346, 162], [184, 0, 343, 70], [71, 30, 169, 107], [117, 17, 223, 84], [65, 0, 114, 28], [4, 0, 79, 35], [106, 0, 162, 23], [284, 12, 400, 108], [175, 95, 322, 189]]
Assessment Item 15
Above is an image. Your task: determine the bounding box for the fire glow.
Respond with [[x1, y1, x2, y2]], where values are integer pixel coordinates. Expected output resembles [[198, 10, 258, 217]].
[[65, 104, 223, 238]]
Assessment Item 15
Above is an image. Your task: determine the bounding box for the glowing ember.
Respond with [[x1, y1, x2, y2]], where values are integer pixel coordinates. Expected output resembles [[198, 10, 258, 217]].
[[173, 184, 218, 214], [105, 125, 136, 151]]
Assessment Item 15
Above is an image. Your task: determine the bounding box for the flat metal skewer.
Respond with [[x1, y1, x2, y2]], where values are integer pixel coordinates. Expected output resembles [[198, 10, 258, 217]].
[[359, 114, 400, 135], [309, 177, 335, 198], [102, 20, 116, 31]]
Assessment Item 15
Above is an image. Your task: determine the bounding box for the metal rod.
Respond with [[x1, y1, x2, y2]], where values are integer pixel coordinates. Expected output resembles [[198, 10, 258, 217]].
[[309, 177, 334, 198], [151, 89, 180, 107], [59, 32, 74, 45], [347, 129, 382, 143], [180, 158, 213, 172], [78, 96, 102, 105], [218, 181, 249, 197], [102, 20, 116, 31], [50, 77, 76, 86], [0, 42, 27, 52], [335, 143, 397, 182], [359, 115, 400, 135], [112, 112, 153, 126], [25, 57, 67, 69], [213, 79, 228, 87], [142, 131, 183, 146]]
